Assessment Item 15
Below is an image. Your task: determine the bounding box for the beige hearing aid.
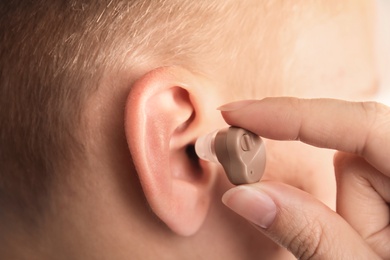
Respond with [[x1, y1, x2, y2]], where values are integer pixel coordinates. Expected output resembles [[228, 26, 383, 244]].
[[195, 127, 266, 185]]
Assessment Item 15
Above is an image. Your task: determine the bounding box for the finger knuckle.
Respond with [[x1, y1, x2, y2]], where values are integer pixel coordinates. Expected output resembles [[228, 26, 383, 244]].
[[286, 216, 325, 260], [359, 101, 390, 155], [361, 101, 390, 125], [360, 101, 382, 115], [333, 152, 364, 181], [333, 152, 351, 176]]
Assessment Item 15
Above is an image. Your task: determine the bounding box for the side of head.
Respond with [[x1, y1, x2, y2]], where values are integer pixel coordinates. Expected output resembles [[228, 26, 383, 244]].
[[0, 0, 232, 222], [0, 0, 377, 259], [0, 1, 268, 257]]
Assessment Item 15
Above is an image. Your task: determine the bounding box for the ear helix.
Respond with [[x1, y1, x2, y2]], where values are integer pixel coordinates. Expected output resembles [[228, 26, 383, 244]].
[[195, 127, 266, 185]]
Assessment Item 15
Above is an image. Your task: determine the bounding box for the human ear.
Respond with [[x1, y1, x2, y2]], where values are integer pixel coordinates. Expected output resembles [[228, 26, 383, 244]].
[[124, 66, 223, 236]]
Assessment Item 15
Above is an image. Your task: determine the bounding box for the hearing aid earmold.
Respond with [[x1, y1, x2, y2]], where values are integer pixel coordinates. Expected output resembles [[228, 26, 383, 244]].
[[195, 127, 266, 185]]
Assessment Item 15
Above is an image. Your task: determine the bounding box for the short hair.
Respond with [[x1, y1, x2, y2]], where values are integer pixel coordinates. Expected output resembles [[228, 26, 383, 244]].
[[0, 0, 267, 223], [0, 0, 360, 223]]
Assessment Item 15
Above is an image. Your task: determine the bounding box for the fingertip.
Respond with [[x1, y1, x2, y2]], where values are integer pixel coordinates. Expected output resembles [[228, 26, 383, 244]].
[[217, 100, 257, 112], [222, 186, 277, 229]]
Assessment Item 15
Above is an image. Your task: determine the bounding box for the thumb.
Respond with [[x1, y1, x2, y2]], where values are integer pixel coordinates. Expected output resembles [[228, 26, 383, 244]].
[[222, 182, 379, 259]]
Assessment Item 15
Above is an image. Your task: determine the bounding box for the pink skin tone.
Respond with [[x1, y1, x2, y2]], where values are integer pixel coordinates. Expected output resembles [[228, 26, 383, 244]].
[[220, 98, 390, 259]]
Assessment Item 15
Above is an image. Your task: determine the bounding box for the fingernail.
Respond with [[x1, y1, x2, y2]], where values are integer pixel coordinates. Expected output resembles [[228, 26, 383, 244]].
[[222, 186, 276, 228], [217, 100, 257, 111]]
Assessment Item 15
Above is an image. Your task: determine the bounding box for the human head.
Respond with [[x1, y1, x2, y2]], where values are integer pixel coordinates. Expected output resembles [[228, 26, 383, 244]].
[[0, 0, 377, 259]]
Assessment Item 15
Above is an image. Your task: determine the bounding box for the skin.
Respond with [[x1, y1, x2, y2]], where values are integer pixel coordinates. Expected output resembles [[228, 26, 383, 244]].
[[1, 1, 383, 259], [221, 98, 390, 259]]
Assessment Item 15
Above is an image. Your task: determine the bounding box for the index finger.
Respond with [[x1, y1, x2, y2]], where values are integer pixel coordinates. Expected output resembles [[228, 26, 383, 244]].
[[220, 97, 390, 176]]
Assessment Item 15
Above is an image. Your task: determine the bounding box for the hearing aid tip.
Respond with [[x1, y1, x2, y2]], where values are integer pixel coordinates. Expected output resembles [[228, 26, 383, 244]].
[[195, 130, 219, 163], [195, 127, 266, 185]]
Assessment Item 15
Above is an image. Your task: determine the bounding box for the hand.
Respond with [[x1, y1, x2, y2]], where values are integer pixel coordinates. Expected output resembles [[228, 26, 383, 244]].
[[219, 98, 390, 259]]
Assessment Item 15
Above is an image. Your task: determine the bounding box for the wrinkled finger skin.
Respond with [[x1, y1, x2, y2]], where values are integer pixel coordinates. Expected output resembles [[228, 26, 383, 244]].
[[222, 98, 390, 175], [221, 97, 390, 259]]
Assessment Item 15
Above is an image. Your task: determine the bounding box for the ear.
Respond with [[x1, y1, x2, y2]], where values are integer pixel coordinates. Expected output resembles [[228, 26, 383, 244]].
[[125, 66, 225, 236]]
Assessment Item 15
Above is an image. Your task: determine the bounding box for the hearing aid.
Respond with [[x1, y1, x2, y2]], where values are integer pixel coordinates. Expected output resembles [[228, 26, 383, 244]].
[[195, 127, 266, 185]]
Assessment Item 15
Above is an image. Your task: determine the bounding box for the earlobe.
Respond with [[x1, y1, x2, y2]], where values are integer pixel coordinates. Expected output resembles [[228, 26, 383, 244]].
[[124, 67, 218, 236]]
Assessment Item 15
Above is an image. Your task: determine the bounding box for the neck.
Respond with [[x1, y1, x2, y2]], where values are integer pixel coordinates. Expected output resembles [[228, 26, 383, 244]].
[[0, 215, 51, 260]]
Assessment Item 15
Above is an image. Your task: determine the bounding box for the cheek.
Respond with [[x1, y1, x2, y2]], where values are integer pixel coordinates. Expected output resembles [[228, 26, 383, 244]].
[[262, 140, 337, 210]]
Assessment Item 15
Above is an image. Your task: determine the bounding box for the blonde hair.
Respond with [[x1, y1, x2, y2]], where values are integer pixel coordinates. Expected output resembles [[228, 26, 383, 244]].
[[0, 0, 363, 223], [0, 0, 268, 223]]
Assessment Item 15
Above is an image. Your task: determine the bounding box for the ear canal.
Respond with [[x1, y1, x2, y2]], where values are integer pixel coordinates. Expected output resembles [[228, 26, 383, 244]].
[[124, 67, 216, 236]]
